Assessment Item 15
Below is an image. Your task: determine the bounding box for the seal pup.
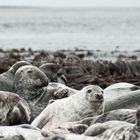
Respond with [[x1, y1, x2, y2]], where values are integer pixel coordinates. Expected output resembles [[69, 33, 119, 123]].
[[104, 82, 140, 101], [84, 108, 140, 140], [31, 85, 104, 130], [0, 125, 45, 140], [0, 91, 31, 125], [0, 61, 30, 92], [39, 63, 67, 85]]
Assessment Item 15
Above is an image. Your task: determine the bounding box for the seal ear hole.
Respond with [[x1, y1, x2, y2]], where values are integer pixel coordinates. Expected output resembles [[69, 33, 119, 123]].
[[87, 89, 92, 94]]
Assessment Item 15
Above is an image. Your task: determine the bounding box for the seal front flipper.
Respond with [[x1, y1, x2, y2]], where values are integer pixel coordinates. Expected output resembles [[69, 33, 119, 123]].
[[17, 98, 31, 122], [84, 123, 107, 136], [53, 88, 69, 99], [67, 124, 88, 134], [135, 107, 140, 131], [31, 113, 52, 129]]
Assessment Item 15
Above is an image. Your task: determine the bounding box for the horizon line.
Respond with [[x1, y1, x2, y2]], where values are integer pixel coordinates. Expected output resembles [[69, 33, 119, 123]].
[[0, 5, 140, 9]]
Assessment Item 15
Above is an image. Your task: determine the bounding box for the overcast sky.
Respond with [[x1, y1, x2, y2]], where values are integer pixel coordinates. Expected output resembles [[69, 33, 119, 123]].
[[0, 0, 140, 7]]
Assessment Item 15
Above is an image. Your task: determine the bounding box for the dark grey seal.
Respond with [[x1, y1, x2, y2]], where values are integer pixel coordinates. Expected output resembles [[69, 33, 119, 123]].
[[0, 91, 31, 125], [84, 108, 140, 140], [0, 61, 30, 92], [14, 65, 80, 120], [39, 63, 67, 85], [14, 65, 49, 120]]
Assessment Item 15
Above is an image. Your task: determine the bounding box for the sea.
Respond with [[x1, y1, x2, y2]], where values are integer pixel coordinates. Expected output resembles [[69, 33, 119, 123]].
[[0, 7, 140, 51]]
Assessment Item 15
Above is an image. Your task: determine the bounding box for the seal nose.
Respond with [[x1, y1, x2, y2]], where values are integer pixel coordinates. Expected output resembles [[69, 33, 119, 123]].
[[95, 93, 103, 100]]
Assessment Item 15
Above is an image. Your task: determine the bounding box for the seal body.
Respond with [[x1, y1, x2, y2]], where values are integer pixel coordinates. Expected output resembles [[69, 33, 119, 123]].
[[0, 91, 31, 125], [14, 65, 49, 120], [39, 63, 67, 85], [48, 134, 101, 140], [0, 125, 45, 140], [0, 61, 30, 92], [104, 82, 140, 101], [14, 65, 78, 120], [84, 108, 140, 140], [31, 85, 104, 130]]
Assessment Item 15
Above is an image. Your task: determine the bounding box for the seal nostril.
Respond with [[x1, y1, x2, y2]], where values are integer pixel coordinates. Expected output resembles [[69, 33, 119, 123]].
[[96, 94, 103, 100]]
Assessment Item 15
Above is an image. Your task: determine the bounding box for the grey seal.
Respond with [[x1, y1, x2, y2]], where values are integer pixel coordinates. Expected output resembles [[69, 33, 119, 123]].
[[14, 65, 49, 120], [59, 109, 136, 129], [104, 82, 140, 101], [0, 125, 45, 140], [0, 61, 30, 92], [31, 85, 104, 130], [84, 107, 140, 140], [0, 91, 31, 125], [14, 65, 79, 120], [39, 63, 67, 85], [48, 134, 101, 140]]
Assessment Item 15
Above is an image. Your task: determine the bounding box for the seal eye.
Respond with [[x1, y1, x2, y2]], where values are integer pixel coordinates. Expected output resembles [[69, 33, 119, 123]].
[[101, 90, 104, 94], [87, 89, 92, 93], [27, 70, 33, 73]]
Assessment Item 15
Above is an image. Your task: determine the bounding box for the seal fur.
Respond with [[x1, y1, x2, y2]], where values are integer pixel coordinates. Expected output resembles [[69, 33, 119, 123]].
[[0, 61, 30, 92], [0, 91, 31, 125], [84, 108, 140, 140], [31, 85, 104, 130]]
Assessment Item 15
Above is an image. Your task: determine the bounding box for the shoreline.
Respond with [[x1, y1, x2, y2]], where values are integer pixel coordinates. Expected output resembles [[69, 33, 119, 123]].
[[0, 48, 140, 89]]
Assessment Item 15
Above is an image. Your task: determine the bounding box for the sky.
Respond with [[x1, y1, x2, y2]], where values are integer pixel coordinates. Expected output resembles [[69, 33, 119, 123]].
[[0, 0, 140, 7]]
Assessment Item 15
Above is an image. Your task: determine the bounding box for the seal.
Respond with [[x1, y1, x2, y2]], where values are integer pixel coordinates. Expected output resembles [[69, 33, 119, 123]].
[[41, 123, 88, 137], [48, 134, 100, 140], [31, 85, 104, 130], [104, 82, 140, 101], [14, 65, 49, 120], [0, 91, 31, 125], [14, 65, 79, 120], [0, 125, 45, 140], [39, 63, 67, 85], [62, 108, 136, 128], [0, 61, 30, 92], [84, 107, 140, 140]]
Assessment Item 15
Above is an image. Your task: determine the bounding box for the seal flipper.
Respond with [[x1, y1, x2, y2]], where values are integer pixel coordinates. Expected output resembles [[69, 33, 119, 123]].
[[31, 113, 52, 129], [68, 124, 88, 134], [53, 88, 68, 99], [84, 123, 107, 136], [17, 98, 31, 122], [135, 107, 140, 131]]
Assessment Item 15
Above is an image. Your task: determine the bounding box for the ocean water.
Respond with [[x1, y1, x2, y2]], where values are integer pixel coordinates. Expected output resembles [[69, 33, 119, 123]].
[[0, 7, 140, 51]]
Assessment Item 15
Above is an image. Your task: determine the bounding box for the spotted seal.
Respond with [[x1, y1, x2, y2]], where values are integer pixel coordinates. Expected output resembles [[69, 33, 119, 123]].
[[0, 91, 31, 125], [84, 107, 140, 140], [31, 85, 104, 130], [0, 61, 30, 92]]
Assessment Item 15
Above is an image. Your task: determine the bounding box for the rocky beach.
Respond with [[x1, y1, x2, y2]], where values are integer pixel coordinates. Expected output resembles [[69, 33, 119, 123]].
[[0, 48, 140, 89]]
